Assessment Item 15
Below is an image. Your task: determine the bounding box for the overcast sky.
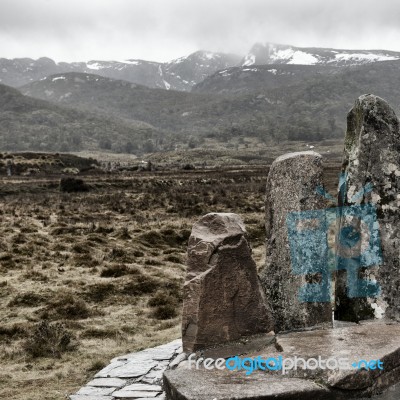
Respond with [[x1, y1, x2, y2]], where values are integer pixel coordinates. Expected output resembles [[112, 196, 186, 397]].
[[1, 0, 400, 62]]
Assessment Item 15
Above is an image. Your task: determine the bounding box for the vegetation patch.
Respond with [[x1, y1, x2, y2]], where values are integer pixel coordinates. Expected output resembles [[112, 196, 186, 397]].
[[23, 320, 78, 358], [40, 292, 91, 320]]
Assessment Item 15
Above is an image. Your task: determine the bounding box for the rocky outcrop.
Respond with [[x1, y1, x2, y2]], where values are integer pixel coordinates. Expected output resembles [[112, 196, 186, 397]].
[[335, 94, 400, 322], [260, 151, 332, 332], [182, 213, 274, 353]]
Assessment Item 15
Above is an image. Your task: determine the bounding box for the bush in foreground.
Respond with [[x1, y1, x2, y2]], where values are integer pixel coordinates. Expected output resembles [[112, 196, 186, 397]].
[[23, 321, 78, 358]]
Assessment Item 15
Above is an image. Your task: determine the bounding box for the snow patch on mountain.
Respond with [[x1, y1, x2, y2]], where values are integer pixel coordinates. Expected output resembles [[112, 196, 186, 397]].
[[122, 60, 140, 65], [333, 52, 399, 63], [243, 68, 258, 72], [243, 54, 256, 66], [163, 80, 171, 90], [202, 52, 216, 60], [86, 62, 102, 70], [171, 56, 186, 64], [287, 51, 319, 65], [218, 69, 231, 77], [268, 48, 319, 64], [242, 43, 400, 67]]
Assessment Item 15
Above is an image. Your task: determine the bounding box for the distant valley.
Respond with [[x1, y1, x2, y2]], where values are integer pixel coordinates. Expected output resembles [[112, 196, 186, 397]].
[[1, 42, 400, 154]]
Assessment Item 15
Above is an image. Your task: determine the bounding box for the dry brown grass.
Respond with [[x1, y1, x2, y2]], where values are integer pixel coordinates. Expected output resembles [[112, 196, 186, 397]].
[[0, 162, 341, 399]]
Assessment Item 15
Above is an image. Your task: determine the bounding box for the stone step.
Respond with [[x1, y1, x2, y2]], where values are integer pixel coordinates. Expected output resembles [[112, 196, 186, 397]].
[[164, 320, 400, 399]]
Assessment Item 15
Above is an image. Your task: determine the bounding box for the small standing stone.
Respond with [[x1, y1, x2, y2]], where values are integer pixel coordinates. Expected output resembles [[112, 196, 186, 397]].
[[182, 213, 274, 353], [260, 151, 332, 332], [335, 94, 400, 322]]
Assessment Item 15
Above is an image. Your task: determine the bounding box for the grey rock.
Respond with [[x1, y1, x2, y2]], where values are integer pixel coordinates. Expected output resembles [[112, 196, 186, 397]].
[[164, 368, 332, 400], [153, 361, 170, 370], [260, 151, 332, 332], [77, 386, 116, 396], [69, 396, 113, 400], [112, 352, 156, 363], [182, 212, 274, 352], [98, 360, 157, 378], [122, 383, 162, 391], [71, 339, 182, 399], [112, 389, 160, 398], [164, 320, 400, 399], [169, 353, 187, 369], [140, 369, 164, 384], [86, 377, 127, 388], [114, 339, 181, 363], [335, 94, 400, 322], [94, 360, 128, 378], [275, 319, 400, 390], [143, 348, 177, 361]]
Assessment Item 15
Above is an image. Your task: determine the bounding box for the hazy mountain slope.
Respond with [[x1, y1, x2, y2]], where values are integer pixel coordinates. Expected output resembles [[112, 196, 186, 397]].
[[21, 73, 215, 132], [0, 51, 241, 91], [192, 64, 341, 94], [163, 51, 242, 91], [2, 42, 398, 92], [20, 60, 400, 149], [17, 71, 347, 145], [0, 57, 62, 87], [0, 83, 156, 152], [242, 43, 400, 66], [193, 60, 400, 102], [21, 72, 290, 141]]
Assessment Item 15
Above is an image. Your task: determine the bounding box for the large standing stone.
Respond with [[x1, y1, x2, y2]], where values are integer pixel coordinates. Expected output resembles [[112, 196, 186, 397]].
[[182, 213, 274, 353], [260, 151, 332, 332], [335, 94, 400, 322]]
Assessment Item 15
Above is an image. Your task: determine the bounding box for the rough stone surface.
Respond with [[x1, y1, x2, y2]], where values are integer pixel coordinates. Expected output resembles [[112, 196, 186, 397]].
[[98, 361, 157, 379], [77, 386, 117, 396], [182, 212, 274, 352], [164, 320, 400, 400], [112, 390, 160, 398], [164, 369, 332, 400], [260, 151, 332, 332], [69, 339, 181, 399], [335, 94, 400, 322], [69, 397, 113, 400], [86, 378, 127, 388], [121, 384, 162, 391], [272, 319, 400, 389], [168, 353, 187, 369]]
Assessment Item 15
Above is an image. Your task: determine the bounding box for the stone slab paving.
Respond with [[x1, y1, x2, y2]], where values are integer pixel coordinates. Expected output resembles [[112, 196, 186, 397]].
[[69, 339, 181, 400]]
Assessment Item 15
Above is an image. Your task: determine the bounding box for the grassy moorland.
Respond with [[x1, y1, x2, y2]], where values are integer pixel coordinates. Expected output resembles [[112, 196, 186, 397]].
[[0, 151, 341, 400]]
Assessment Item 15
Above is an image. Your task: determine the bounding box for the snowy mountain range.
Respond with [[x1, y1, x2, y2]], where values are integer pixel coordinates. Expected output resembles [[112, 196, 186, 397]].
[[241, 43, 400, 67], [0, 51, 241, 91], [1, 43, 399, 91]]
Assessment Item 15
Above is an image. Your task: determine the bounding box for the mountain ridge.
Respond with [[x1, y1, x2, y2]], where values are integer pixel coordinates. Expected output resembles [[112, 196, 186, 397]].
[[241, 42, 400, 66], [2, 43, 400, 91], [0, 51, 242, 91]]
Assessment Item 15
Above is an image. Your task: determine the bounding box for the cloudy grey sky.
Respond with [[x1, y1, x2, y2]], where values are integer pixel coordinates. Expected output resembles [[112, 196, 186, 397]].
[[1, 0, 400, 62]]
